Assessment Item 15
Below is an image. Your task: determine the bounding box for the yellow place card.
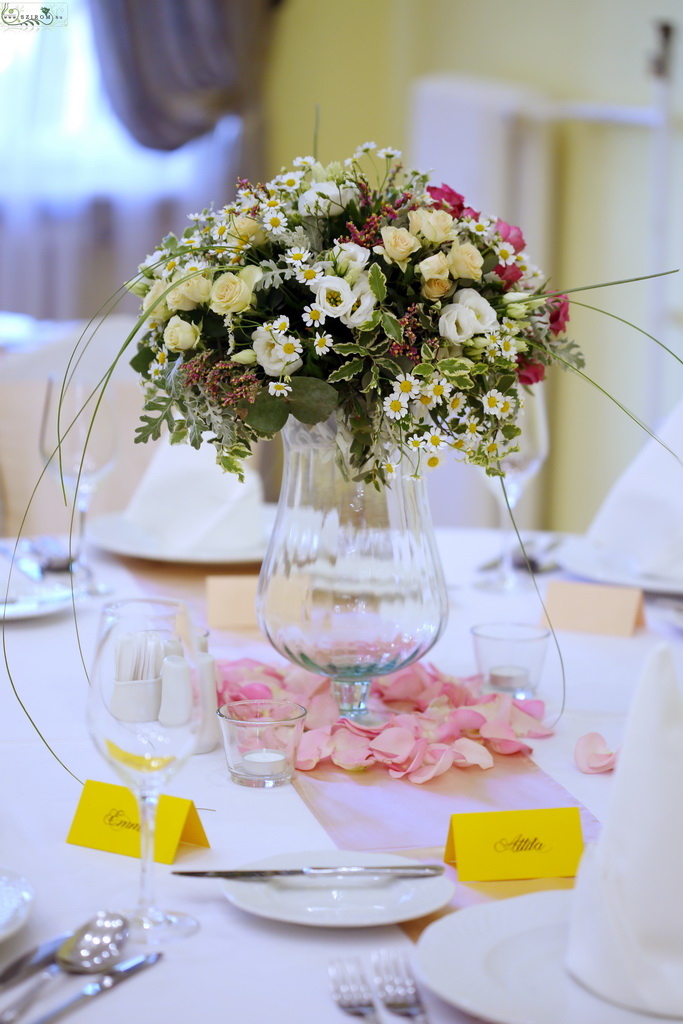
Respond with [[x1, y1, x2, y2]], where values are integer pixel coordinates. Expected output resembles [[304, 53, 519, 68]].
[[67, 780, 210, 865], [541, 579, 645, 636], [444, 807, 584, 881], [206, 574, 259, 633]]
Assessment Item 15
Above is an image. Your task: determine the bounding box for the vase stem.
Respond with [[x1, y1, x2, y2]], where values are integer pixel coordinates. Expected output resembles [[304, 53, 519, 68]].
[[331, 678, 371, 717]]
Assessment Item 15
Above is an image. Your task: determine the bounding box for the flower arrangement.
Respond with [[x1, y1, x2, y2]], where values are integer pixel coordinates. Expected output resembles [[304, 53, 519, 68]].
[[129, 141, 584, 482]]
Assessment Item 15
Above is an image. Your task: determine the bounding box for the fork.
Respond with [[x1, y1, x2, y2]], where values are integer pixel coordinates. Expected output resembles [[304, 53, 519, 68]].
[[372, 949, 430, 1023], [329, 959, 381, 1022]]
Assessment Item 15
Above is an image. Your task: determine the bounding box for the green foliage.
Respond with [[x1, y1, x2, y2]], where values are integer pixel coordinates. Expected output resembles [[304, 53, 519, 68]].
[[245, 390, 290, 434]]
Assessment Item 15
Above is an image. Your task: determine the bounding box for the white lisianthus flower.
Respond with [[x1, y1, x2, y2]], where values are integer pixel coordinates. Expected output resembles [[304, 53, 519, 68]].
[[339, 275, 377, 328], [230, 348, 257, 365], [311, 275, 355, 318], [163, 315, 201, 352], [141, 279, 172, 322], [333, 242, 371, 282], [209, 265, 263, 315], [252, 326, 303, 376], [297, 181, 358, 217], [439, 289, 498, 344]]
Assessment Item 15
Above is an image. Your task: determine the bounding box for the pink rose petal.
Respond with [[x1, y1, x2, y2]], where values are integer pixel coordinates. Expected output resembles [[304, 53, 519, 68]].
[[369, 727, 417, 764], [575, 732, 618, 774], [406, 744, 454, 783], [451, 737, 494, 769], [296, 728, 334, 770]]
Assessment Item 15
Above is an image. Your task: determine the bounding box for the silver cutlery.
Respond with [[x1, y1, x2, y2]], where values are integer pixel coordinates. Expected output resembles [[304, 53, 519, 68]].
[[173, 864, 445, 880], [329, 959, 380, 1022], [26, 954, 161, 1024], [373, 950, 430, 1023], [0, 935, 69, 993]]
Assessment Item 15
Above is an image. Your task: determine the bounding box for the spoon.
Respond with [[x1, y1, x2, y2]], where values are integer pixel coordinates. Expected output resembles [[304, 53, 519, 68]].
[[0, 911, 128, 1024]]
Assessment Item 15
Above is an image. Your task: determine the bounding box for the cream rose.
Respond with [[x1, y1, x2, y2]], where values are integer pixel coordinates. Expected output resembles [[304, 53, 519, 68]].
[[417, 252, 449, 281], [252, 326, 303, 376], [166, 270, 212, 311], [448, 242, 484, 281], [422, 277, 454, 301], [408, 207, 455, 244], [141, 279, 171, 322], [163, 315, 201, 352], [231, 215, 266, 246], [209, 265, 263, 315], [374, 226, 420, 267]]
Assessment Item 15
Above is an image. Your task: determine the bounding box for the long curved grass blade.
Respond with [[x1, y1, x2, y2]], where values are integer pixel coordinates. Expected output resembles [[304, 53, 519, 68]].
[[569, 298, 683, 369]]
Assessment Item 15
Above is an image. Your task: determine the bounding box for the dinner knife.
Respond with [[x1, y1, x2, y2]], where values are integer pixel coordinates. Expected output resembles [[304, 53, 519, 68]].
[[172, 865, 445, 880], [0, 934, 70, 992], [27, 954, 161, 1024]]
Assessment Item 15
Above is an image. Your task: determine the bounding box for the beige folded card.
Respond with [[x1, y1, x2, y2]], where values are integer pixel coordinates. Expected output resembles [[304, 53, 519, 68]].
[[541, 579, 645, 636], [206, 574, 260, 632]]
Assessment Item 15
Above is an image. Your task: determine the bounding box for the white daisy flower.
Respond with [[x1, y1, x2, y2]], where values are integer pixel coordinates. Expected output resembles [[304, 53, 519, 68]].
[[425, 377, 453, 402], [262, 210, 288, 235], [494, 241, 517, 266], [357, 141, 377, 153], [464, 216, 493, 240], [482, 439, 501, 459], [497, 394, 515, 417], [483, 389, 507, 416], [383, 460, 397, 477], [414, 389, 438, 411], [312, 332, 333, 354], [276, 170, 304, 191], [377, 146, 402, 159], [424, 429, 448, 450], [498, 335, 517, 359], [268, 382, 292, 397], [464, 416, 482, 440], [293, 155, 316, 168], [501, 316, 521, 334], [447, 392, 467, 418], [302, 304, 326, 328], [284, 247, 312, 265], [270, 315, 290, 335], [295, 263, 325, 285], [276, 336, 303, 361], [394, 373, 421, 398], [383, 394, 410, 420], [424, 451, 443, 471], [406, 433, 427, 452]]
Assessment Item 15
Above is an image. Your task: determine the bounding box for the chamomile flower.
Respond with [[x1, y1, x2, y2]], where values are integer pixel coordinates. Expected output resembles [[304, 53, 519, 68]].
[[276, 336, 303, 361], [312, 331, 333, 355], [425, 377, 453, 402], [484, 339, 500, 363], [482, 439, 500, 459], [394, 373, 421, 398], [464, 216, 493, 240], [423, 429, 448, 450], [296, 264, 325, 285], [424, 451, 443, 471], [494, 240, 517, 266], [356, 141, 377, 154], [383, 394, 409, 420], [414, 389, 437, 411], [262, 210, 288, 235], [482, 389, 508, 417], [406, 433, 427, 452], [284, 247, 312, 265], [270, 315, 290, 335], [260, 195, 284, 211], [447, 392, 467, 418], [377, 146, 402, 159], [501, 316, 521, 334], [497, 394, 515, 417], [464, 416, 482, 441], [268, 382, 292, 397], [302, 304, 326, 328], [276, 170, 304, 191], [383, 459, 397, 477], [293, 155, 316, 168], [498, 334, 518, 359]]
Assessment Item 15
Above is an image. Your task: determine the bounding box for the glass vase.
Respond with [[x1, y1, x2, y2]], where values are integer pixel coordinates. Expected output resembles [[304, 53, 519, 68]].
[[256, 415, 449, 720]]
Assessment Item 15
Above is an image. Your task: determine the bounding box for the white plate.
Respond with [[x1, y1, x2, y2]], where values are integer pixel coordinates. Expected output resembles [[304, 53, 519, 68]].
[[1, 588, 78, 621], [415, 890, 675, 1024], [556, 536, 683, 595], [89, 506, 276, 565], [0, 870, 33, 941], [220, 850, 455, 928]]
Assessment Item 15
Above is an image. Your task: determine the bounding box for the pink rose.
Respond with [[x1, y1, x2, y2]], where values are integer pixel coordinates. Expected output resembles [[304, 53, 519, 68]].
[[427, 183, 465, 217], [496, 264, 524, 286], [495, 218, 526, 253], [516, 355, 546, 385], [548, 295, 570, 336]]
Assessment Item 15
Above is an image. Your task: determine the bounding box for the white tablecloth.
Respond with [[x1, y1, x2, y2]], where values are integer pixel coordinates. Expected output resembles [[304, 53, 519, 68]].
[[0, 528, 679, 1023]]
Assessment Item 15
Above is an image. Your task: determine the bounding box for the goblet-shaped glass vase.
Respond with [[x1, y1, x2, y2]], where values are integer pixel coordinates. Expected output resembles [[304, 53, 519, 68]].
[[256, 415, 449, 721], [87, 597, 205, 945]]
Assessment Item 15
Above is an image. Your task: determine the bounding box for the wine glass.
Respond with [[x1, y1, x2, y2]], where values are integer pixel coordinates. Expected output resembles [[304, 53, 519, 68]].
[[86, 597, 205, 945], [38, 373, 116, 576], [478, 385, 549, 591]]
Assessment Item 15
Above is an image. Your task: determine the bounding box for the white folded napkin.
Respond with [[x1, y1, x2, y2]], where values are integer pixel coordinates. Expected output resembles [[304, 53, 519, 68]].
[[566, 643, 683, 1016], [587, 399, 683, 579], [123, 441, 264, 559]]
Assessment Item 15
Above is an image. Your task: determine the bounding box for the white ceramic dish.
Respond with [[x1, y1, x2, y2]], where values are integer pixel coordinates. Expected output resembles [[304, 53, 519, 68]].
[[415, 890, 670, 1024], [0, 870, 34, 942], [220, 850, 454, 928], [1, 588, 77, 622], [556, 536, 683, 595], [89, 505, 277, 564]]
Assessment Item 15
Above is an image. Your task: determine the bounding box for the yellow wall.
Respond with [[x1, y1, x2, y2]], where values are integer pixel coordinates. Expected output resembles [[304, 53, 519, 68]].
[[264, 0, 683, 530]]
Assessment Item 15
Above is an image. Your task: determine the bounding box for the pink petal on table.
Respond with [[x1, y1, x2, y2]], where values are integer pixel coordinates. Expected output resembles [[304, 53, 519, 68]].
[[376, 663, 434, 704], [369, 726, 416, 764], [330, 727, 376, 770], [406, 744, 454, 783], [296, 728, 334, 770], [303, 691, 340, 730], [280, 664, 329, 699], [332, 717, 384, 738], [509, 702, 554, 738], [388, 737, 430, 778], [575, 732, 618, 774], [451, 737, 494, 769], [480, 718, 533, 755], [512, 697, 546, 721], [240, 681, 277, 700]]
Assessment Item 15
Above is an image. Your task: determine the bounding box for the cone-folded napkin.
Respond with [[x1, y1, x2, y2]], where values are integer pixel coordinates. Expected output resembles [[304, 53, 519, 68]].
[[566, 643, 683, 1016]]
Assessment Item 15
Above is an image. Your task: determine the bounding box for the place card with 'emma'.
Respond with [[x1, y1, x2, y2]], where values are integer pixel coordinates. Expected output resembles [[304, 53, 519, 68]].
[[444, 807, 584, 881], [66, 780, 210, 864]]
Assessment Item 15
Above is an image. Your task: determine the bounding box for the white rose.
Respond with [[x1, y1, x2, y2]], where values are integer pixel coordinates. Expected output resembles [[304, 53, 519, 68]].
[[374, 226, 420, 267], [231, 215, 266, 246], [252, 326, 303, 376], [417, 252, 449, 281], [310, 275, 354, 318], [422, 277, 454, 301], [447, 242, 484, 281], [163, 315, 201, 352], [166, 271, 212, 311], [141, 279, 171, 322], [339, 275, 377, 328], [297, 180, 358, 216], [408, 207, 455, 244], [439, 289, 498, 343], [209, 265, 263, 315]]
